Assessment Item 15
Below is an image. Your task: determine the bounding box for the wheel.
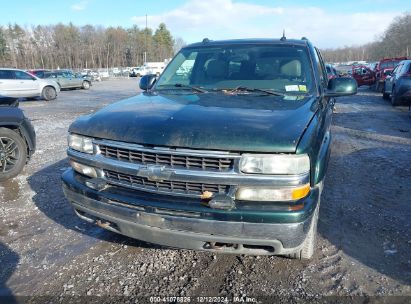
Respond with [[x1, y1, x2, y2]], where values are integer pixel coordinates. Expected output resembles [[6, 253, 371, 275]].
[[391, 87, 400, 106], [286, 203, 319, 260], [82, 81, 90, 90], [136, 73, 141, 77], [382, 83, 390, 100], [42, 86, 57, 101], [374, 81, 382, 92], [0, 128, 28, 182]]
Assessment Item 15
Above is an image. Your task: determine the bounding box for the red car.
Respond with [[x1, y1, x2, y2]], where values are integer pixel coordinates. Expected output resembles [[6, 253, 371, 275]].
[[374, 57, 407, 92], [351, 65, 376, 87]]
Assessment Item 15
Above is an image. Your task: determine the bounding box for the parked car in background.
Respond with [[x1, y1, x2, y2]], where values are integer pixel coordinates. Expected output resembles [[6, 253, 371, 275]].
[[45, 70, 92, 90], [80, 69, 101, 82], [0, 97, 36, 181], [97, 69, 109, 80], [335, 65, 353, 77], [0, 68, 59, 101], [325, 64, 338, 80], [130, 62, 167, 77], [351, 65, 375, 87], [382, 59, 411, 106], [27, 69, 50, 79], [62, 37, 357, 260], [129, 67, 142, 77], [130, 66, 149, 77], [374, 57, 407, 92]]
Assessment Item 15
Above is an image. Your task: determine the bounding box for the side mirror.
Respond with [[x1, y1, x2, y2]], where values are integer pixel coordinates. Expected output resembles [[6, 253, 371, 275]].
[[139, 74, 157, 91], [384, 70, 392, 76], [325, 77, 357, 97]]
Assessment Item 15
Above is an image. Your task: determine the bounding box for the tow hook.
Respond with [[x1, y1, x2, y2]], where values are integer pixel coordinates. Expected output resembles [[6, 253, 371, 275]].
[[208, 194, 236, 210], [96, 219, 111, 229]]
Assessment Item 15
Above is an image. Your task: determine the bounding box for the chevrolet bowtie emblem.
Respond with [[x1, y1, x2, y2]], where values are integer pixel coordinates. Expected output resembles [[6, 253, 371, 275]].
[[137, 165, 174, 182]]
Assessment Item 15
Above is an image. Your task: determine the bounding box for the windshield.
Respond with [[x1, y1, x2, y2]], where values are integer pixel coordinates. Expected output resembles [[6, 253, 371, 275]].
[[155, 44, 314, 93], [380, 60, 401, 69]]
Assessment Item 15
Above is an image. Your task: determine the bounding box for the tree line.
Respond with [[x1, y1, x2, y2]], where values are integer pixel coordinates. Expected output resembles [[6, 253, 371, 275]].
[[0, 22, 180, 70], [322, 12, 411, 63]]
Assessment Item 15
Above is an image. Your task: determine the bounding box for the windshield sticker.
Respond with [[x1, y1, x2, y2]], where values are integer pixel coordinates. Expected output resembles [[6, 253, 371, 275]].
[[285, 85, 299, 92], [298, 85, 307, 92], [285, 85, 307, 92]]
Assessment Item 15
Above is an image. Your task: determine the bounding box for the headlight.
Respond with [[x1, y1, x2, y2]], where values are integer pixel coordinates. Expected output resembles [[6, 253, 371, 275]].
[[239, 154, 310, 175], [70, 160, 99, 178], [68, 133, 94, 154], [236, 184, 310, 202]]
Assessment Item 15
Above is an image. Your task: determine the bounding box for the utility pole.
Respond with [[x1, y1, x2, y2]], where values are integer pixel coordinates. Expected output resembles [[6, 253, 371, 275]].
[[144, 14, 147, 64]]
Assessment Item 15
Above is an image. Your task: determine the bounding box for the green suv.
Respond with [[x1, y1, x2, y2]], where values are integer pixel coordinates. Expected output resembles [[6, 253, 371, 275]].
[[62, 38, 357, 259], [46, 70, 91, 90]]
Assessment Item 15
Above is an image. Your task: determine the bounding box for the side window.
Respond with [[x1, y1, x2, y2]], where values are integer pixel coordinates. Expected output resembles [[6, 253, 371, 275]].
[[399, 63, 407, 75], [0, 70, 14, 79], [14, 70, 34, 80], [392, 64, 401, 75], [314, 48, 327, 86], [354, 68, 362, 75]]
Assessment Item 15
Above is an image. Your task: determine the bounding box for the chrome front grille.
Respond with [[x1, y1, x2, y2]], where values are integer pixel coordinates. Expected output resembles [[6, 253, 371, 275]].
[[104, 169, 229, 197], [98, 144, 234, 172]]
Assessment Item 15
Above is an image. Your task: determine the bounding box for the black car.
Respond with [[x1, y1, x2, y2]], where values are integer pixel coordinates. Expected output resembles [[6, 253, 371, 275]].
[[383, 59, 411, 106], [0, 98, 36, 181]]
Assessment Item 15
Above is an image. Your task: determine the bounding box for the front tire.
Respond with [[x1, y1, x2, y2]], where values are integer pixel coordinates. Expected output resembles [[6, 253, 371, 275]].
[[0, 128, 28, 182], [82, 81, 90, 90], [287, 203, 319, 260], [42, 86, 57, 101], [374, 81, 382, 92], [391, 87, 400, 106], [382, 83, 390, 100]]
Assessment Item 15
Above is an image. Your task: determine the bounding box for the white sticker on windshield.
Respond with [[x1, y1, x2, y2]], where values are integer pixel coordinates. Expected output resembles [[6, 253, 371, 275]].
[[285, 85, 299, 92]]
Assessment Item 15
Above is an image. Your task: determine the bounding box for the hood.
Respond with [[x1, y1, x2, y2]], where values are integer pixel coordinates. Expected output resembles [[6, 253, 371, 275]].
[[69, 92, 319, 153]]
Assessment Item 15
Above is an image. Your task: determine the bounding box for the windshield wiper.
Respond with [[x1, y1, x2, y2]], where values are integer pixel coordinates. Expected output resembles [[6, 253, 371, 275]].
[[219, 86, 285, 96], [156, 84, 208, 93]]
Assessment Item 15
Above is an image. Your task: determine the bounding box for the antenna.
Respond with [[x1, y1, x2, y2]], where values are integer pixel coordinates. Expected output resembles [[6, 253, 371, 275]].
[[280, 30, 286, 41]]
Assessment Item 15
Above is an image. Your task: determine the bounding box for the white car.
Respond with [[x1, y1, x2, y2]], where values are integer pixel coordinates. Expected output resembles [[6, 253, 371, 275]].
[[0, 68, 60, 101]]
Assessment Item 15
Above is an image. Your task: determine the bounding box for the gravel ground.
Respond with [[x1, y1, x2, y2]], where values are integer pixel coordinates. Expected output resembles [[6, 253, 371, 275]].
[[0, 79, 410, 303]]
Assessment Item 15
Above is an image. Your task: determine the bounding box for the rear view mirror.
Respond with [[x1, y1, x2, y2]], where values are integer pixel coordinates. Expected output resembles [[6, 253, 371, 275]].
[[139, 74, 157, 91], [325, 77, 357, 97]]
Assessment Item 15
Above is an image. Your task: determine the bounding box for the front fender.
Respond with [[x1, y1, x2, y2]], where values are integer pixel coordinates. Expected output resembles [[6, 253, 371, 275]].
[[313, 130, 331, 184], [296, 102, 332, 186]]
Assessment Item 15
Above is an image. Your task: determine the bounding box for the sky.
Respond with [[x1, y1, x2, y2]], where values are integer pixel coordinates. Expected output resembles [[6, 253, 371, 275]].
[[0, 0, 410, 48]]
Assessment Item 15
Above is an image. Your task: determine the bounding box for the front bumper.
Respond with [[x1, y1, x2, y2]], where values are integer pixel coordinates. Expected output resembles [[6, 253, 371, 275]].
[[62, 169, 321, 255]]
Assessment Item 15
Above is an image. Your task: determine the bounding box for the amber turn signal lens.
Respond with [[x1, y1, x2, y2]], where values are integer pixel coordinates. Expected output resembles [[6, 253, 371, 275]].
[[291, 184, 310, 200]]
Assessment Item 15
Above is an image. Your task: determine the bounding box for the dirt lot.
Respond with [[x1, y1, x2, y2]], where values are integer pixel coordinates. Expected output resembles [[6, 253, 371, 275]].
[[0, 79, 410, 302]]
